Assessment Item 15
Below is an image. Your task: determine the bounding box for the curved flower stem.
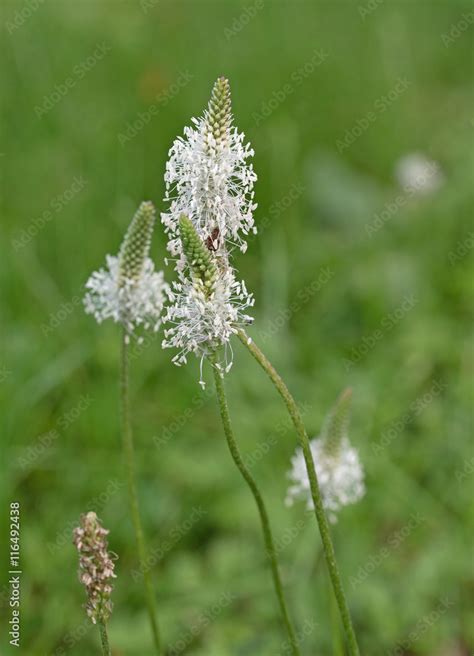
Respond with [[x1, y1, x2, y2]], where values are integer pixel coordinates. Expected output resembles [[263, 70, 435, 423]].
[[329, 576, 345, 656], [236, 328, 360, 656], [210, 357, 300, 656], [98, 620, 111, 656], [121, 329, 161, 654]]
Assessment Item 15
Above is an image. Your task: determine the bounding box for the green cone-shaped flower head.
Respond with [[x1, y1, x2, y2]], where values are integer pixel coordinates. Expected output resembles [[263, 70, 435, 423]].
[[179, 215, 217, 296], [118, 201, 156, 284], [205, 76, 232, 146], [321, 388, 353, 456]]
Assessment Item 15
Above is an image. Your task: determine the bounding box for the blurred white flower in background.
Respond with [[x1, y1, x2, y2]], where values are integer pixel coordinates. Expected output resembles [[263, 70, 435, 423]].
[[286, 389, 365, 523], [395, 152, 444, 195]]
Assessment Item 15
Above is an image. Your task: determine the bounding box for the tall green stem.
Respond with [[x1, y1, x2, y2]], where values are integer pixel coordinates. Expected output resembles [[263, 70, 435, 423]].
[[329, 575, 345, 656], [211, 358, 300, 656], [121, 329, 161, 654], [236, 328, 360, 656], [98, 620, 111, 656]]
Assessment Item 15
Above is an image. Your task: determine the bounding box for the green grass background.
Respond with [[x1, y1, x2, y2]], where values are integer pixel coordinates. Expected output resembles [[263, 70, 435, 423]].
[[1, 1, 473, 654]]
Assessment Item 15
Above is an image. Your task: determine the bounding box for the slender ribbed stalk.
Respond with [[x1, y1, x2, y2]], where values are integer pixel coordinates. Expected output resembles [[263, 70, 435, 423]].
[[98, 620, 111, 656], [211, 357, 300, 656], [329, 579, 345, 656], [236, 328, 360, 656], [120, 329, 161, 654]]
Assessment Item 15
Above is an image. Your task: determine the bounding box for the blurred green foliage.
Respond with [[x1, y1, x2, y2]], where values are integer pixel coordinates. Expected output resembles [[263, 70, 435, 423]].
[[1, 1, 473, 654]]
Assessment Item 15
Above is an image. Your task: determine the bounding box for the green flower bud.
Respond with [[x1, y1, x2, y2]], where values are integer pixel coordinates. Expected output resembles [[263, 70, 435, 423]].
[[179, 215, 217, 295], [119, 201, 156, 284], [322, 388, 353, 456], [205, 76, 232, 145]]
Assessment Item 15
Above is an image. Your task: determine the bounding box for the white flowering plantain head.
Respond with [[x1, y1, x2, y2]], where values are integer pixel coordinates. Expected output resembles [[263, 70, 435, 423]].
[[162, 216, 254, 386], [161, 76, 257, 263], [84, 201, 167, 340], [286, 389, 365, 523]]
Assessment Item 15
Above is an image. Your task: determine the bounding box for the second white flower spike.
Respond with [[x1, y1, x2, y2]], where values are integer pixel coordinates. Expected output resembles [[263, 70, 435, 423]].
[[162, 215, 254, 386]]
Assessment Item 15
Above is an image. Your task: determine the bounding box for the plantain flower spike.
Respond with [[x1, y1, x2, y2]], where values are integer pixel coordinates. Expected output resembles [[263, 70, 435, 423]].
[[286, 389, 365, 523], [162, 213, 253, 386], [84, 201, 168, 339], [73, 512, 116, 625], [162, 76, 257, 264]]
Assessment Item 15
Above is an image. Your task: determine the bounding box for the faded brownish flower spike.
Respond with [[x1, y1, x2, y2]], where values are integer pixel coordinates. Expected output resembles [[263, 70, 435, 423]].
[[73, 511, 116, 625]]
